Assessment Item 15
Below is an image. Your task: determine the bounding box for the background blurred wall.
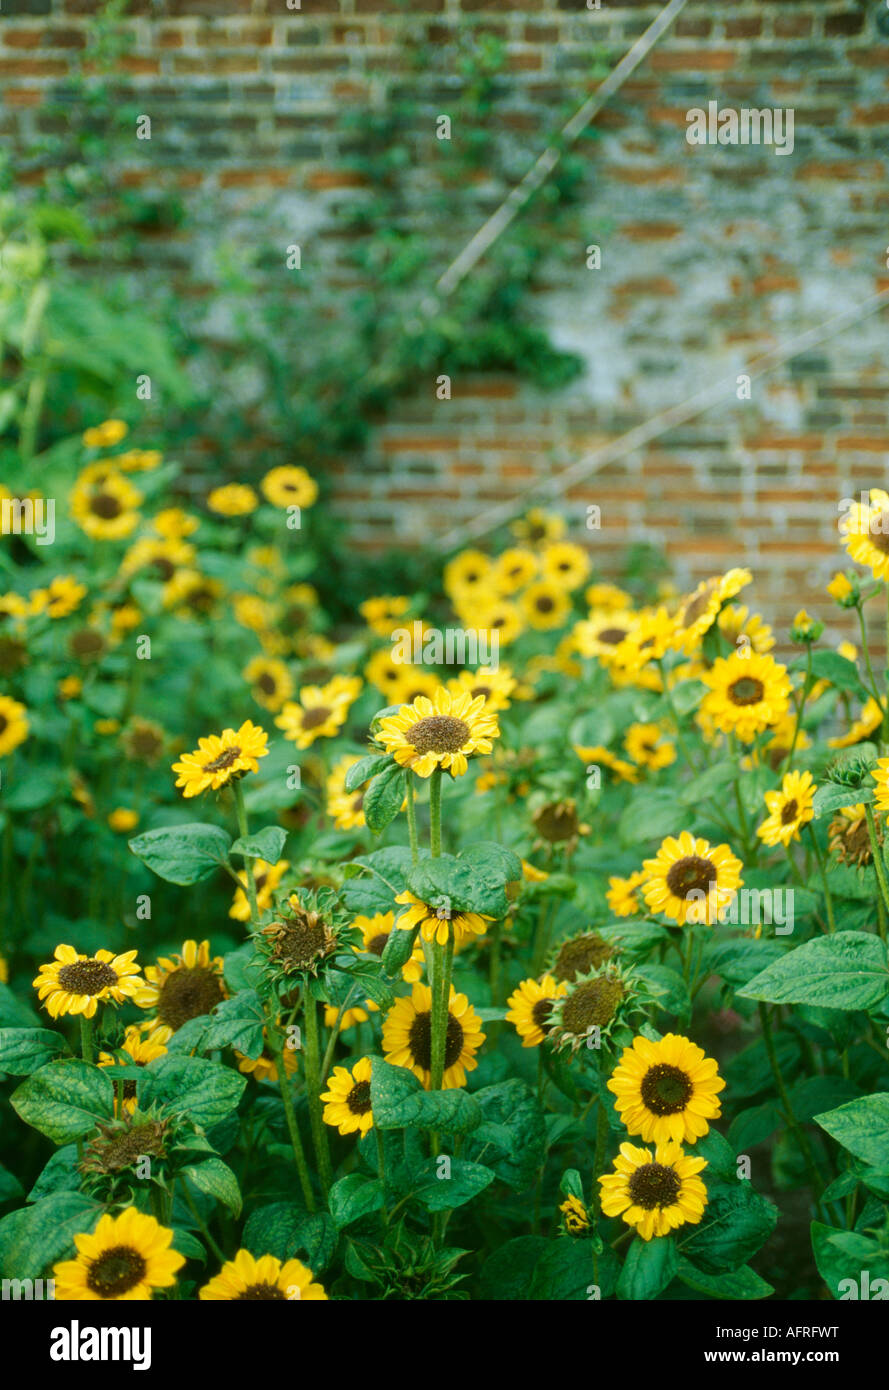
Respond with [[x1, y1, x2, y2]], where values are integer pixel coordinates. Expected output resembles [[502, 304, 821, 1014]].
[[4, 0, 889, 647]]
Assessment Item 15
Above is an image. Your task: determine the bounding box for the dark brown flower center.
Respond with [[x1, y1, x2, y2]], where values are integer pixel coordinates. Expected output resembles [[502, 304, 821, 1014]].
[[237, 1283, 286, 1300], [157, 965, 224, 1031], [408, 715, 469, 755], [408, 1009, 464, 1072], [627, 1161, 681, 1210], [0, 637, 27, 674], [640, 1063, 693, 1116], [203, 745, 241, 773], [257, 673, 277, 695], [560, 976, 624, 1034], [91, 492, 123, 520], [367, 932, 390, 957], [531, 997, 555, 1032], [347, 1080, 372, 1115], [868, 514, 889, 554], [0, 713, 7, 734], [58, 959, 119, 996], [70, 629, 105, 660], [534, 802, 579, 843], [665, 855, 715, 900], [598, 627, 627, 645], [535, 596, 555, 614], [268, 911, 332, 973], [87, 1245, 147, 1297], [780, 798, 799, 825], [471, 685, 491, 700], [728, 677, 764, 706], [552, 933, 613, 983], [301, 705, 332, 731]]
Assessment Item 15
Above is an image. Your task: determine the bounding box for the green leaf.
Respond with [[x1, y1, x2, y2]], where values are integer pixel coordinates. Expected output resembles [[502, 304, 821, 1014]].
[[328, 1175, 386, 1229], [406, 841, 521, 918], [738, 931, 889, 1012], [11, 1059, 114, 1143], [678, 1258, 774, 1300], [0, 1163, 24, 1205], [479, 1236, 550, 1300], [465, 1080, 546, 1192], [528, 1239, 617, 1300], [413, 1158, 495, 1212], [728, 1103, 781, 1153], [815, 1093, 889, 1166], [27, 1146, 80, 1202], [791, 650, 869, 701], [811, 1221, 889, 1299], [229, 826, 287, 863], [813, 783, 874, 819], [0, 1192, 103, 1280], [617, 1235, 678, 1300], [128, 822, 232, 885], [202, 991, 265, 1059], [344, 754, 393, 792], [0, 1027, 70, 1075], [242, 1203, 338, 1273], [681, 1182, 778, 1274], [370, 1057, 482, 1135], [137, 1055, 246, 1127], [0, 983, 40, 1028], [181, 1157, 242, 1217], [679, 761, 738, 807], [618, 789, 680, 847], [363, 762, 406, 834]]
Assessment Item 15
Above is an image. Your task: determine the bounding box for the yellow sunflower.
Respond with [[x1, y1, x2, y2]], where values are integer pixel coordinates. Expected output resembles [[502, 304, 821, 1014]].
[[584, 582, 631, 611], [671, 568, 752, 653], [199, 1250, 327, 1301], [559, 1193, 591, 1235], [151, 506, 199, 539], [99, 1025, 169, 1114], [624, 722, 676, 772], [243, 656, 294, 712], [0, 694, 29, 757], [493, 547, 538, 594], [38, 574, 87, 619], [377, 687, 500, 778], [510, 508, 565, 545], [610, 606, 675, 674], [573, 608, 637, 663], [352, 910, 424, 982], [382, 983, 484, 1089], [82, 418, 128, 449], [236, 1029, 298, 1084], [275, 675, 362, 749], [642, 830, 742, 926], [140, 939, 227, 1034], [33, 946, 149, 1019], [108, 807, 139, 833], [324, 753, 367, 830], [520, 580, 572, 631], [321, 1056, 374, 1135], [359, 594, 411, 636], [842, 487, 889, 580], [828, 803, 881, 866], [324, 1000, 377, 1031], [171, 719, 269, 797], [117, 448, 162, 472], [716, 603, 775, 656], [229, 857, 290, 922], [469, 597, 524, 647], [573, 743, 639, 784], [394, 890, 492, 947], [599, 1141, 708, 1241], [260, 465, 318, 509], [872, 758, 889, 814], [54, 1208, 184, 1301], [607, 1033, 725, 1144], [443, 549, 493, 601], [540, 541, 590, 590], [120, 534, 195, 584], [446, 664, 516, 713], [71, 469, 142, 540], [757, 769, 816, 848], [207, 483, 258, 516], [828, 696, 885, 749], [505, 974, 567, 1047], [699, 651, 792, 743], [606, 870, 648, 918]]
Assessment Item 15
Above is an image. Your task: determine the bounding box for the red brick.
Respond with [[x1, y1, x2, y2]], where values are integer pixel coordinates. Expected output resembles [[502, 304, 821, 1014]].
[[218, 169, 293, 188], [836, 435, 889, 452], [0, 58, 68, 76], [725, 18, 762, 38], [305, 169, 367, 190], [852, 105, 889, 125], [649, 48, 736, 72]]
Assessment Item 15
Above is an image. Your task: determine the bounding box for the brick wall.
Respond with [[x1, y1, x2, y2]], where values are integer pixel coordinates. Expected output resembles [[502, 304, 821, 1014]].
[[4, 0, 889, 654]]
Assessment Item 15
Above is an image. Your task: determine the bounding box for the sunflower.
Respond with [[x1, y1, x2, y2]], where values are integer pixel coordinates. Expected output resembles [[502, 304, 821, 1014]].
[[585, 582, 631, 611], [321, 1056, 374, 1135], [364, 649, 439, 705], [71, 469, 142, 540], [828, 696, 885, 749], [275, 675, 362, 749], [377, 687, 500, 779], [470, 597, 524, 647], [151, 506, 199, 539], [140, 939, 227, 1034], [446, 664, 516, 715], [108, 807, 139, 833], [121, 717, 166, 764], [82, 418, 128, 448], [610, 607, 675, 674], [872, 758, 889, 814], [199, 1250, 327, 1301], [547, 966, 631, 1053], [505, 974, 567, 1047], [606, 870, 648, 918], [842, 487, 889, 580], [559, 1194, 591, 1235], [33, 946, 149, 1019], [624, 722, 676, 772], [323, 754, 366, 830], [716, 603, 775, 656], [756, 769, 816, 848], [260, 465, 318, 509], [510, 508, 565, 546], [171, 719, 269, 797], [443, 549, 493, 601], [382, 983, 484, 1089], [232, 593, 274, 633], [0, 694, 29, 757], [828, 803, 881, 866], [573, 608, 637, 663], [243, 656, 294, 712], [229, 857, 290, 922], [359, 594, 411, 636], [642, 830, 742, 926], [607, 1033, 725, 1144], [599, 1141, 708, 1241], [324, 1001, 377, 1031], [163, 568, 224, 617], [120, 535, 196, 584], [671, 568, 752, 653], [99, 1025, 169, 1114], [699, 651, 792, 743], [352, 910, 424, 982], [549, 932, 615, 984], [207, 483, 258, 516], [520, 580, 572, 631], [540, 541, 590, 590], [394, 890, 492, 947], [54, 1208, 184, 1301], [493, 547, 538, 594], [573, 743, 639, 784], [236, 1030, 298, 1084], [38, 574, 87, 619], [117, 448, 162, 472]]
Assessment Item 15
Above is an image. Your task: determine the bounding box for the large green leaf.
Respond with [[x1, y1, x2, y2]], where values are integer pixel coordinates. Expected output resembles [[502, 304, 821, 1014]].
[[811, 1221, 889, 1299], [406, 842, 522, 918], [370, 1057, 481, 1135], [680, 1182, 778, 1274], [0, 1027, 70, 1075], [242, 1203, 338, 1273], [229, 826, 287, 863], [328, 1175, 386, 1229], [137, 1054, 246, 1127], [617, 1235, 678, 1300], [464, 1079, 546, 1192], [181, 1157, 242, 1217], [412, 1157, 495, 1212], [815, 1093, 889, 1166], [678, 1258, 774, 1300], [128, 823, 232, 885], [363, 762, 406, 834], [528, 1239, 618, 1300], [202, 991, 265, 1059], [11, 1059, 114, 1143], [738, 931, 889, 1012], [0, 1192, 103, 1280]]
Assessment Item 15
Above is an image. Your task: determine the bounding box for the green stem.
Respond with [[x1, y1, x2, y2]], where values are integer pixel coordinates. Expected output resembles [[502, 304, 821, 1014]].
[[429, 930, 454, 1094], [232, 780, 260, 926], [181, 1182, 227, 1264], [865, 803, 889, 920], [805, 824, 836, 934], [79, 1015, 95, 1065], [320, 985, 358, 1082], [856, 602, 886, 711], [405, 774, 419, 865], [781, 646, 811, 777], [303, 997, 332, 1198], [269, 1030, 316, 1211], [758, 1003, 826, 1222], [429, 767, 442, 857], [658, 662, 699, 772]]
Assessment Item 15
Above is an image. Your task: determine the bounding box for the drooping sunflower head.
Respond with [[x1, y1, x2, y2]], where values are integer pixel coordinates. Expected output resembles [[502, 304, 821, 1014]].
[[559, 1193, 591, 1236], [376, 687, 500, 779], [547, 964, 637, 1055], [80, 1113, 171, 1177], [505, 974, 567, 1048], [599, 1140, 708, 1241], [382, 983, 485, 1090], [607, 1032, 725, 1145], [199, 1250, 327, 1300], [320, 1056, 374, 1136], [642, 830, 743, 927], [260, 892, 339, 978], [756, 769, 816, 849], [532, 797, 589, 844], [53, 1207, 184, 1301], [394, 890, 492, 948], [550, 931, 616, 984], [33, 945, 150, 1019], [171, 719, 269, 798], [141, 939, 227, 1034], [842, 487, 889, 581], [828, 802, 880, 866], [671, 568, 752, 654]]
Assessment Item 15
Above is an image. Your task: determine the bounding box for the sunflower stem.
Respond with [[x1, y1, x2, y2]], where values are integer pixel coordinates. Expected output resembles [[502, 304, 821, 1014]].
[[405, 773, 419, 865], [79, 1014, 95, 1065], [429, 766, 442, 857], [429, 929, 454, 1095], [865, 803, 889, 920], [303, 996, 333, 1198], [758, 1002, 827, 1223], [269, 1030, 316, 1212], [181, 1181, 227, 1264], [780, 646, 812, 778], [658, 662, 699, 773], [805, 823, 836, 934], [855, 600, 886, 712], [232, 780, 260, 927]]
